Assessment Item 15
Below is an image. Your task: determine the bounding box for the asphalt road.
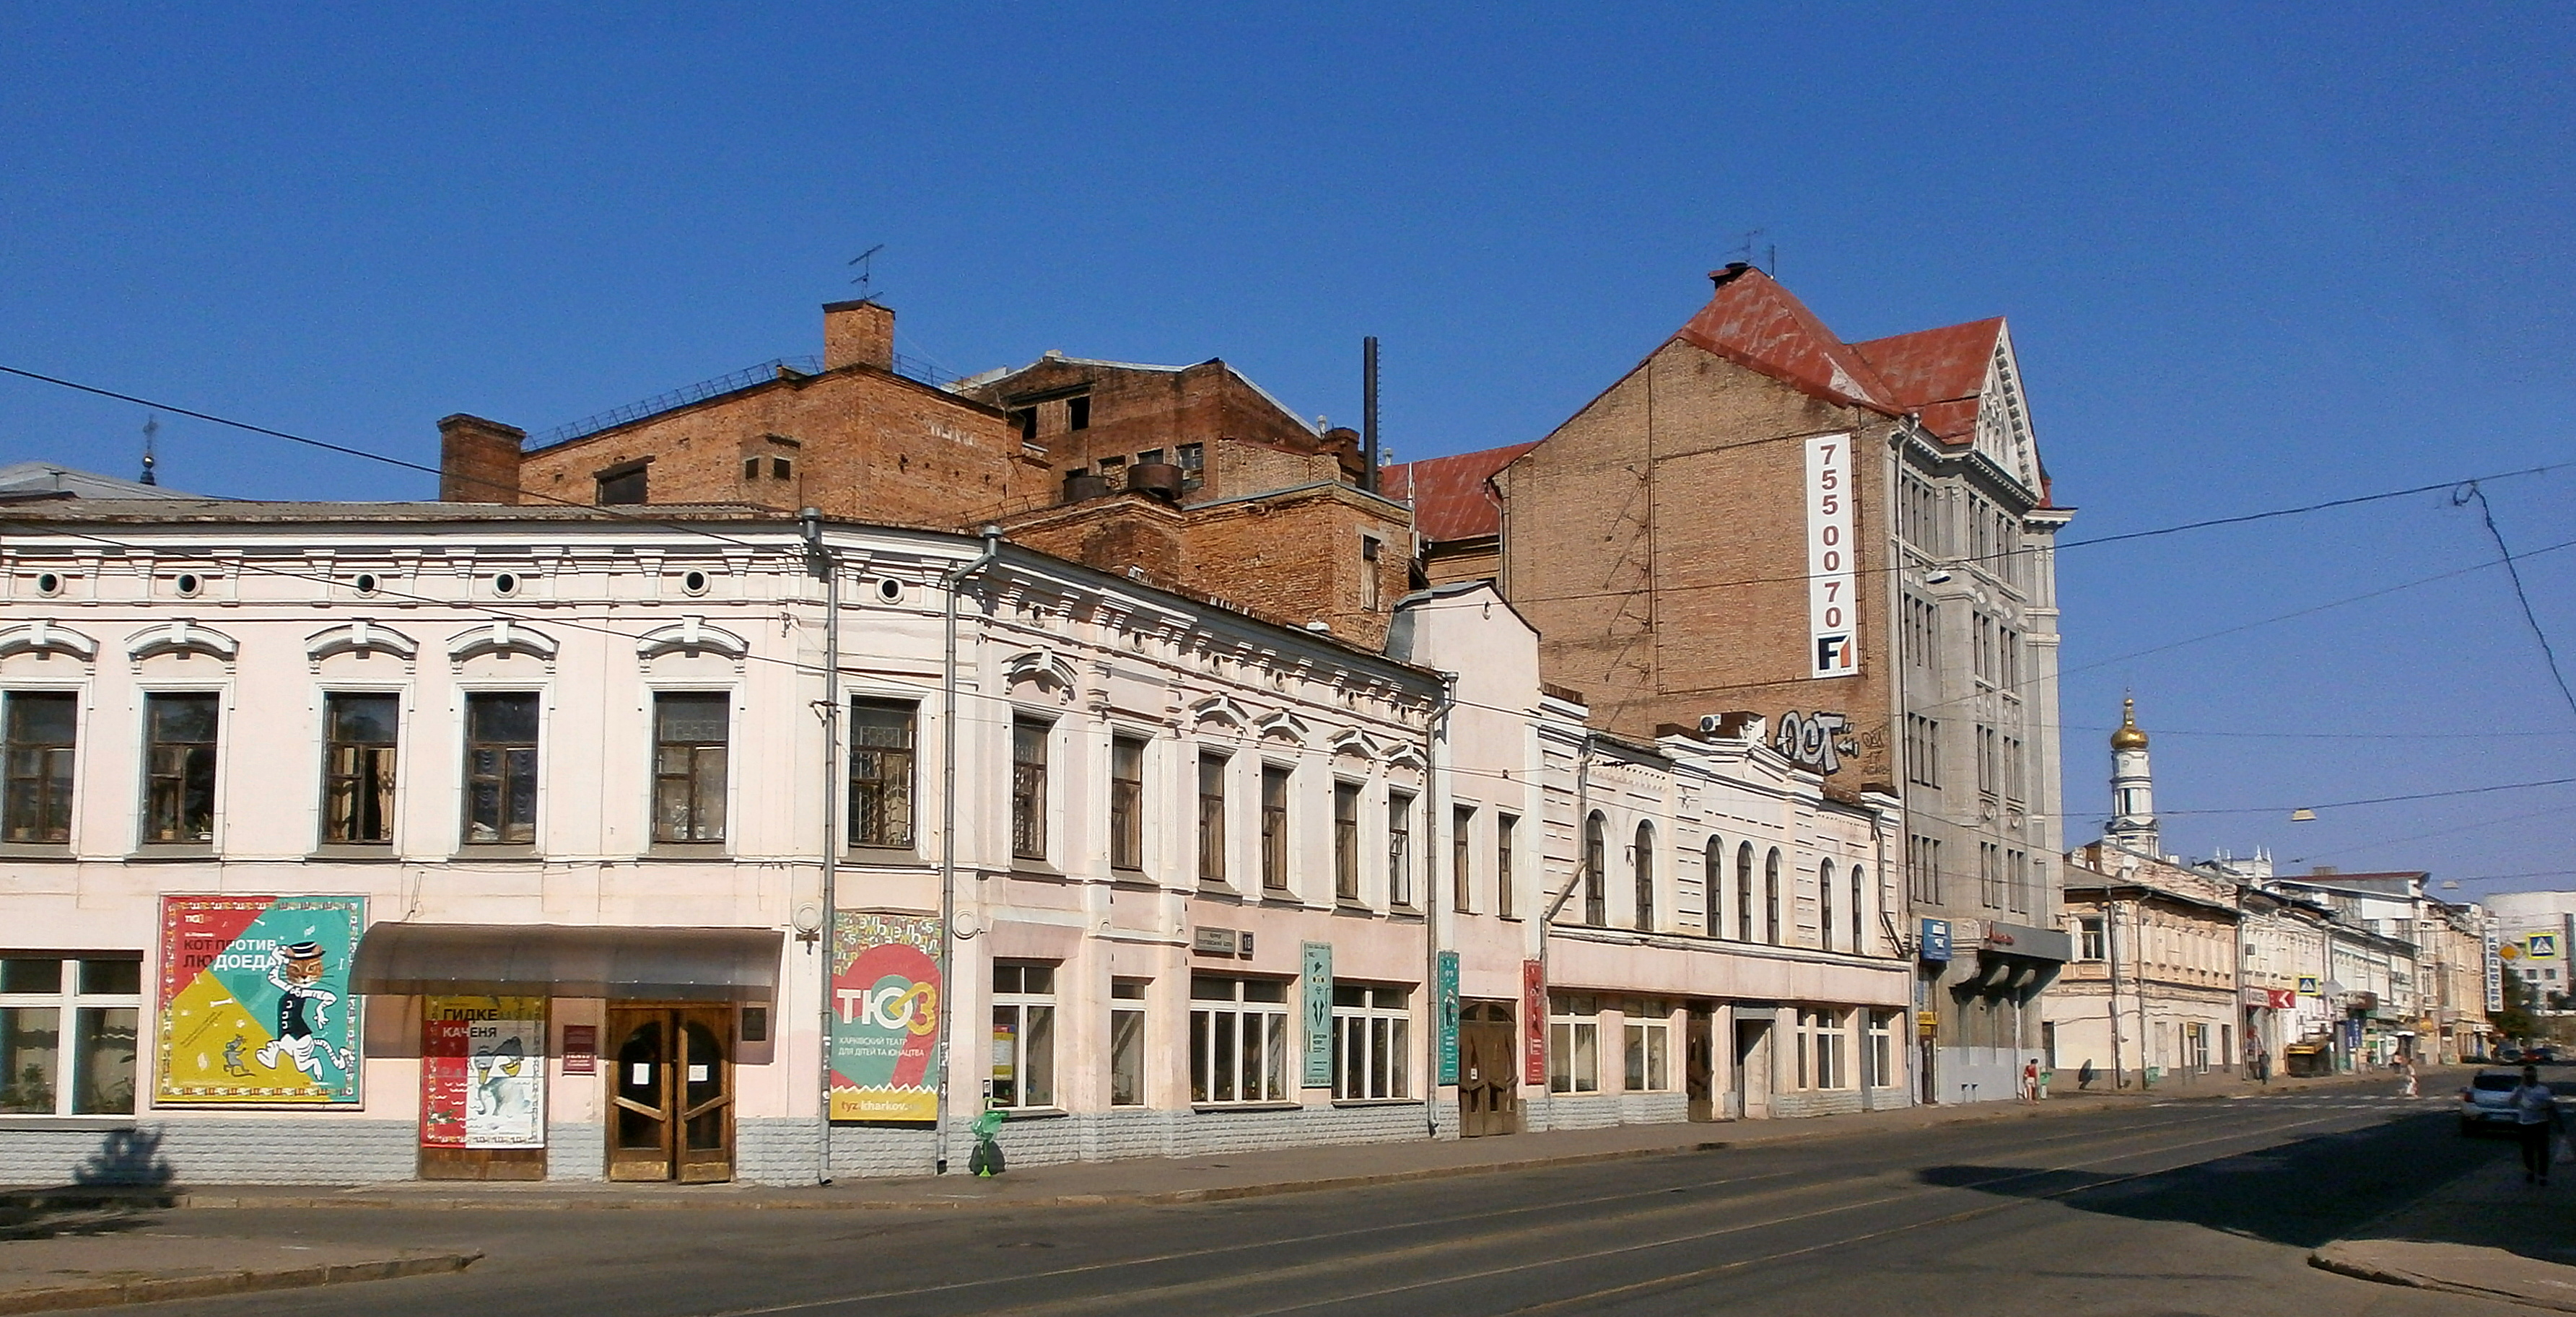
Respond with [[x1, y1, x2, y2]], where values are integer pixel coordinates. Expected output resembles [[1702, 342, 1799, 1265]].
[[124, 1090, 2528, 1316]]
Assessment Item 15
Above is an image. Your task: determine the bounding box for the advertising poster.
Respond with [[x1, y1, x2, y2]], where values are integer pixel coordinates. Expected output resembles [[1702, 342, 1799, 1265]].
[[421, 997, 546, 1149], [1301, 942, 1333, 1088], [1521, 959, 1547, 1086], [829, 914, 941, 1122], [157, 896, 365, 1105], [1436, 951, 1460, 1086]]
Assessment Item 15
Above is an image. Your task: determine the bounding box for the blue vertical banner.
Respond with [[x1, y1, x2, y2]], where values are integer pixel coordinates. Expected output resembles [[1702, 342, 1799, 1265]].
[[1436, 951, 1461, 1085], [1301, 942, 1333, 1088]]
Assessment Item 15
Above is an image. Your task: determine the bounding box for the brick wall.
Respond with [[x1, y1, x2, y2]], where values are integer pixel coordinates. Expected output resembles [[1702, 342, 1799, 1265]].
[[1, 1120, 416, 1186], [959, 358, 1359, 505]]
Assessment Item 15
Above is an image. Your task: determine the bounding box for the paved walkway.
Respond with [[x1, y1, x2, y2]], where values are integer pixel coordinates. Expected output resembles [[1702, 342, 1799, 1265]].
[[0, 1068, 2429, 1311], [2313, 1125, 2576, 1313]]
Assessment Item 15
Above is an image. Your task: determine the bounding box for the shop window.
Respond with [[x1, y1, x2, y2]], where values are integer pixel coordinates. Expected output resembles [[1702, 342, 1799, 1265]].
[[1197, 753, 1228, 885], [1332, 781, 1361, 901], [1189, 976, 1289, 1104], [463, 691, 539, 845], [651, 692, 729, 844], [141, 692, 218, 845], [1797, 1008, 1849, 1090], [1010, 716, 1050, 862], [848, 700, 916, 849], [1332, 985, 1410, 1101], [0, 955, 139, 1116], [1624, 1008, 1670, 1092], [1110, 979, 1148, 1107], [1110, 735, 1145, 872], [321, 692, 398, 845], [990, 963, 1055, 1109], [1547, 994, 1599, 1094], [1260, 764, 1290, 891], [1866, 1011, 1896, 1088], [1387, 789, 1415, 908]]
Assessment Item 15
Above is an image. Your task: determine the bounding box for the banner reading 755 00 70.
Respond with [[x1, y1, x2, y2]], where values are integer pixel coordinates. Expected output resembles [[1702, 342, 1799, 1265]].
[[829, 914, 942, 1122]]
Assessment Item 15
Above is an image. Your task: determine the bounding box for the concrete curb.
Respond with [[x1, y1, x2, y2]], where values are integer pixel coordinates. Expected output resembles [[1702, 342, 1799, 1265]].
[[2310, 1241, 2576, 1313], [0, 1251, 481, 1315]]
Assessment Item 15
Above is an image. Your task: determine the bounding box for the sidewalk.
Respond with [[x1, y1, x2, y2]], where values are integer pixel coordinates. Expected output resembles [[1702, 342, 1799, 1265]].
[[0, 1235, 477, 1316], [2313, 1137, 2576, 1313]]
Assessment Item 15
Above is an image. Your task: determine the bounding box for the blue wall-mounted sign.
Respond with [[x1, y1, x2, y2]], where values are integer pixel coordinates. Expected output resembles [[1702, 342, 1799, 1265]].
[[1920, 919, 1952, 963]]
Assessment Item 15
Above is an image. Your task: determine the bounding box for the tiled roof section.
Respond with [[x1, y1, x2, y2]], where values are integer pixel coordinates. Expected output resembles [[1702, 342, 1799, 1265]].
[[1675, 265, 1895, 411], [1383, 441, 1539, 543], [1850, 318, 2004, 442]]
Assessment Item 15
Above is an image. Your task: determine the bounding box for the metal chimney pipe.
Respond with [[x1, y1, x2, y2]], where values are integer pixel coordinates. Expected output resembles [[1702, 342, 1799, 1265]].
[[1363, 336, 1379, 493]]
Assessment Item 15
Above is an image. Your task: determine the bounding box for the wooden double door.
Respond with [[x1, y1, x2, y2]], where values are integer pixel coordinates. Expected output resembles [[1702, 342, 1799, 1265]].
[[1458, 1001, 1520, 1137], [608, 1005, 735, 1183]]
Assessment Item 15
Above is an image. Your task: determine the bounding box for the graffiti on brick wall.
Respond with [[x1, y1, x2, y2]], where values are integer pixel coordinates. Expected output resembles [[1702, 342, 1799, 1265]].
[[1774, 710, 1857, 774]]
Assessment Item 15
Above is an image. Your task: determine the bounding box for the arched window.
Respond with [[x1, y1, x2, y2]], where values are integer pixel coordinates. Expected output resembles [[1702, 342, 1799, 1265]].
[[1736, 843, 1755, 942], [1765, 849, 1783, 945], [1633, 823, 1656, 932], [1705, 837, 1724, 938], [1583, 813, 1607, 926], [1819, 859, 1835, 952], [1851, 865, 1867, 953]]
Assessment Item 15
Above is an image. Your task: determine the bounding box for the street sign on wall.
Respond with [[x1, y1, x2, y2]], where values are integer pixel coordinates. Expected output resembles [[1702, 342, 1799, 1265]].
[[1301, 942, 1334, 1088], [1436, 951, 1460, 1085]]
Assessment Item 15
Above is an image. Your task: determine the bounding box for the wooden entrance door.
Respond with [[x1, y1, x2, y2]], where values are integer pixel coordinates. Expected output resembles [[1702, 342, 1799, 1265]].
[[1685, 1007, 1715, 1121], [1732, 1016, 1771, 1120], [606, 1005, 735, 1183], [1457, 1002, 1519, 1137]]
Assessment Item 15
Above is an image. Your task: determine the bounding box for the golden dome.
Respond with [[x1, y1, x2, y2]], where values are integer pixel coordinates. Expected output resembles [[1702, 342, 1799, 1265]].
[[2110, 698, 2149, 751]]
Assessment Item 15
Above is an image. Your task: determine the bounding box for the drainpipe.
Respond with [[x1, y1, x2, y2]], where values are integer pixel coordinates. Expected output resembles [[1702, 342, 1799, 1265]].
[[1424, 670, 1454, 1141], [803, 509, 840, 1186], [2105, 894, 2126, 1090], [1536, 737, 1596, 1106], [935, 525, 1004, 1176]]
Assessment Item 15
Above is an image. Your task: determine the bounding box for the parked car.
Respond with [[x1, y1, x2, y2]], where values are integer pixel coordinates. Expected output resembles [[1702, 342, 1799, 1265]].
[[2530, 1045, 2561, 1064], [2461, 1070, 2527, 1136]]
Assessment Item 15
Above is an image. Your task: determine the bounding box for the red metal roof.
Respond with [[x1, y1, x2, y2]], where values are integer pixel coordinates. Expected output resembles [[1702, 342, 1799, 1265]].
[[1850, 318, 2004, 441], [1384, 441, 1538, 542], [1675, 265, 1895, 410]]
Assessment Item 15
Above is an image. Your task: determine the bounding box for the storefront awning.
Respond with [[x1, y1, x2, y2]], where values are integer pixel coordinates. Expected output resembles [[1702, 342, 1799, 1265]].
[[352, 923, 782, 1002]]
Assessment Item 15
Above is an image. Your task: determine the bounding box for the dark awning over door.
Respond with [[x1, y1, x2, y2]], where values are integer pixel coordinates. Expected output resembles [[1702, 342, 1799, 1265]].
[[351, 923, 782, 1002]]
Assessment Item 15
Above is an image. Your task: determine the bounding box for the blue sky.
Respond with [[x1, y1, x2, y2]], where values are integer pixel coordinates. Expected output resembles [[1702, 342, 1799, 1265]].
[[4, 4, 2570, 896]]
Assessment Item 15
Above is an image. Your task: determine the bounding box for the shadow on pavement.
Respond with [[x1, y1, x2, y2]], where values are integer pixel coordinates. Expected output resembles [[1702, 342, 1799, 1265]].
[[1917, 1111, 2508, 1254], [0, 1127, 180, 1239]]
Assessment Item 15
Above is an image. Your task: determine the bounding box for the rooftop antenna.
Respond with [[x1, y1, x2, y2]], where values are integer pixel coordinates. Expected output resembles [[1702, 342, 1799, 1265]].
[[847, 244, 886, 302], [1363, 336, 1379, 494], [139, 414, 158, 486], [1729, 229, 1776, 278]]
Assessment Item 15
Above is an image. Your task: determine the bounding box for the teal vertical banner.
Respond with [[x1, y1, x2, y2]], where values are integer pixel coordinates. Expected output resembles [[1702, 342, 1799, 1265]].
[[1301, 941, 1333, 1088], [1436, 950, 1461, 1085]]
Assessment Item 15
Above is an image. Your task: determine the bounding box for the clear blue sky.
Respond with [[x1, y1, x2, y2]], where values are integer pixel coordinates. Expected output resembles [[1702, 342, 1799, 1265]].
[[4, 4, 2570, 896]]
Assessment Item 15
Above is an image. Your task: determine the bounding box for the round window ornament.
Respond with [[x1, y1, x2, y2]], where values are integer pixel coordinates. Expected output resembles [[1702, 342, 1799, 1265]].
[[876, 577, 904, 603], [32, 572, 64, 598], [681, 569, 710, 597], [492, 572, 520, 598], [173, 572, 204, 598], [352, 572, 380, 597]]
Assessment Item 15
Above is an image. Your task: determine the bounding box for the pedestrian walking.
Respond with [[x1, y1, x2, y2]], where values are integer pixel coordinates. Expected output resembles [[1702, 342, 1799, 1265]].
[[2396, 1056, 2417, 1098], [2512, 1065, 2557, 1185], [2077, 1058, 2096, 1092], [2021, 1058, 2040, 1103]]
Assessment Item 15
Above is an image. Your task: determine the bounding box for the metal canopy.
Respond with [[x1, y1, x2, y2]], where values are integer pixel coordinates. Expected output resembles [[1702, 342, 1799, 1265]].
[[351, 923, 782, 1002]]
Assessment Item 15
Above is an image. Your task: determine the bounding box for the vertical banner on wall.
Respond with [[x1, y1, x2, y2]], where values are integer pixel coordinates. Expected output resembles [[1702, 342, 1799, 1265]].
[[1436, 951, 1461, 1085], [1521, 958, 1547, 1086], [421, 997, 546, 1148], [2486, 923, 2505, 1013], [156, 896, 365, 1105], [1805, 432, 1859, 679], [829, 914, 943, 1122], [1301, 942, 1334, 1088]]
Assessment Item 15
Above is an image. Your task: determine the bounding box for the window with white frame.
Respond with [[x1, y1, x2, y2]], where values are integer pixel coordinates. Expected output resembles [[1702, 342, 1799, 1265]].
[[0, 954, 139, 1116], [650, 691, 727, 844], [1197, 753, 1227, 885], [1548, 994, 1599, 1094], [1865, 1011, 1895, 1088], [141, 691, 219, 845], [1332, 780, 1361, 901], [1110, 734, 1146, 872], [463, 691, 539, 846], [848, 699, 916, 849], [1010, 716, 1050, 862], [2079, 916, 2106, 961], [1623, 1004, 1670, 1092], [990, 963, 1055, 1108], [322, 691, 399, 845], [4, 692, 77, 846], [1387, 789, 1415, 908], [1583, 813, 1607, 926], [1260, 764, 1291, 892], [1796, 1008, 1849, 1090], [1452, 805, 1474, 914], [1496, 813, 1517, 919], [1331, 984, 1410, 1101], [1110, 978, 1147, 1107], [1189, 976, 1289, 1104]]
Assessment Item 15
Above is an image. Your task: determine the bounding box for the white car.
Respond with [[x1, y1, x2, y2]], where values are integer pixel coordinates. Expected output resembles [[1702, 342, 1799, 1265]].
[[2461, 1069, 2550, 1137]]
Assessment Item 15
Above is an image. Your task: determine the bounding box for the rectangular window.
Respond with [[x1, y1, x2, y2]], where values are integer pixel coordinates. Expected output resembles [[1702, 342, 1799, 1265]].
[[2079, 917, 2106, 961], [1866, 1011, 1895, 1088], [1331, 985, 1411, 1101], [772, 457, 793, 481], [1332, 781, 1361, 902], [1011, 717, 1049, 862], [596, 464, 647, 505], [1110, 735, 1145, 872], [1260, 765, 1290, 891], [1908, 834, 1942, 906], [1624, 1011, 1670, 1093], [1176, 442, 1205, 491], [651, 692, 728, 844], [2006, 848, 2029, 914], [0, 954, 139, 1116], [1189, 976, 1289, 1104], [848, 699, 916, 849], [141, 692, 217, 845], [1905, 714, 1939, 788], [1496, 813, 1518, 919], [1110, 979, 1147, 1107], [321, 692, 398, 845], [4, 692, 77, 844], [1979, 842, 2003, 909], [1361, 537, 1382, 613], [1547, 995, 1599, 1094], [1452, 805, 1474, 914], [1010, 408, 1037, 443], [990, 963, 1055, 1109], [1976, 725, 1998, 800], [1067, 395, 1091, 431], [1387, 789, 1415, 908], [462, 691, 539, 845], [1804, 1009, 1848, 1090], [1197, 753, 1227, 885]]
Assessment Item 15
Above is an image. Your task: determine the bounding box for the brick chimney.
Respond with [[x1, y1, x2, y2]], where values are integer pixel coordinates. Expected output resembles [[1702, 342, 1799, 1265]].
[[823, 299, 896, 372], [437, 414, 526, 504]]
